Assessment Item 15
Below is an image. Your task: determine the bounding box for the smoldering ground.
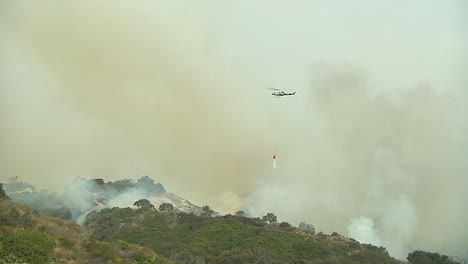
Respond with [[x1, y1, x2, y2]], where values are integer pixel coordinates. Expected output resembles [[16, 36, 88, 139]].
[[1, 0, 467, 260]]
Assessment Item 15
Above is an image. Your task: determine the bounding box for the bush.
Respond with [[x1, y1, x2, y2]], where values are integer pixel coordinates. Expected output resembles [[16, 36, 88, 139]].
[[0, 253, 27, 264], [0, 204, 35, 228], [58, 236, 74, 249], [235, 210, 245, 217], [407, 250, 460, 264], [85, 239, 120, 263], [0, 184, 8, 199], [298, 222, 315, 235], [85, 206, 406, 264], [0, 229, 55, 264]]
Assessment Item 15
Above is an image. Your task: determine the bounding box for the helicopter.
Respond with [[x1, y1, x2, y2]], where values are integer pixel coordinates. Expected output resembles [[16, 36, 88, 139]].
[[267, 88, 296, 97]]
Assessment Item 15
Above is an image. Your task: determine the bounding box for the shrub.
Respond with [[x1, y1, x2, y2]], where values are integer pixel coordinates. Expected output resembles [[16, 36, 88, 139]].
[[85, 239, 120, 263], [407, 250, 460, 264], [0, 229, 55, 264], [58, 236, 74, 249], [0, 184, 9, 200]]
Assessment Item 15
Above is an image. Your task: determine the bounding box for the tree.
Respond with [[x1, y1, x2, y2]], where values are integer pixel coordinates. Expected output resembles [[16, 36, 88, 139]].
[[298, 222, 315, 235], [407, 250, 460, 264], [262, 213, 277, 224], [235, 210, 245, 217], [0, 183, 9, 199], [136, 176, 166, 194], [201, 205, 214, 216], [159, 203, 175, 212], [133, 199, 155, 210], [279, 222, 292, 228]]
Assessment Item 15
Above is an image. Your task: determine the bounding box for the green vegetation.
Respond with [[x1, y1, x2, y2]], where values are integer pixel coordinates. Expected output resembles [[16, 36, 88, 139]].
[[0, 200, 36, 228], [0, 184, 8, 199], [407, 250, 460, 264], [2, 176, 167, 221], [108, 176, 166, 195], [278, 221, 293, 229], [234, 210, 245, 217], [159, 203, 175, 212], [0, 198, 175, 264], [85, 207, 403, 264], [0, 229, 55, 264], [0, 187, 461, 264], [201, 205, 214, 216], [262, 212, 277, 223], [134, 199, 156, 210], [58, 236, 74, 249]]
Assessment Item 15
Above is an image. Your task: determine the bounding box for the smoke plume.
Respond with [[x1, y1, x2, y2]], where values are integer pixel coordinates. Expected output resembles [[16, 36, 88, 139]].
[[1, 0, 467, 259]]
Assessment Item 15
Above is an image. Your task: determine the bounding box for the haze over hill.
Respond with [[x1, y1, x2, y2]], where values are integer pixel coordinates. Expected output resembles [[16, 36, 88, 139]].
[[3, 176, 204, 225], [1, 0, 467, 260]]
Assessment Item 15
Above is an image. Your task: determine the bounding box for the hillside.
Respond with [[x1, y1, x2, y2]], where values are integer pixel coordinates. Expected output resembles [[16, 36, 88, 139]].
[[3, 177, 203, 223], [84, 204, 405, 264], [0, 191, 175, 264], [1, 195, 401, 264], [0, 183, 462, 264]]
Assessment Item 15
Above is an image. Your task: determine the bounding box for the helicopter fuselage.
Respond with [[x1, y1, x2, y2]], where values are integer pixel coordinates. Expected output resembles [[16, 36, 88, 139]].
[[272, 91, 296, 96]]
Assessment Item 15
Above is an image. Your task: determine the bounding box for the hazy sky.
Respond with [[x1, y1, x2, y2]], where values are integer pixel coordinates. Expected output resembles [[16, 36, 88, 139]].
[[1, 0, 467, 259]]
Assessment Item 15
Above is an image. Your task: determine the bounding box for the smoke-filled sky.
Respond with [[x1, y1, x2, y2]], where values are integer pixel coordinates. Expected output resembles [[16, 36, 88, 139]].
[[1, 0, 467, 259]]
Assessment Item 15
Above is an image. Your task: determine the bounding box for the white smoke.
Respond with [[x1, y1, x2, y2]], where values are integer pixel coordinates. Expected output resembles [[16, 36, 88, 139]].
[[1, 0, 466, 260], [242, 64, 467, 260], [378, 195, 419, 259], [59, 178, 97, 220], [348, 217, 381, 246], [3, 176, 175, 225], [347, 195, 418, 259]]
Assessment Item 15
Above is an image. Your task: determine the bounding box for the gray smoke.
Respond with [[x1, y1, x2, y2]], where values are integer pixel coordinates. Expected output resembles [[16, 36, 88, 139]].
[[243, 65, 467, 259], [3, 176, 170, 224], [1, 0, 467, 260]]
